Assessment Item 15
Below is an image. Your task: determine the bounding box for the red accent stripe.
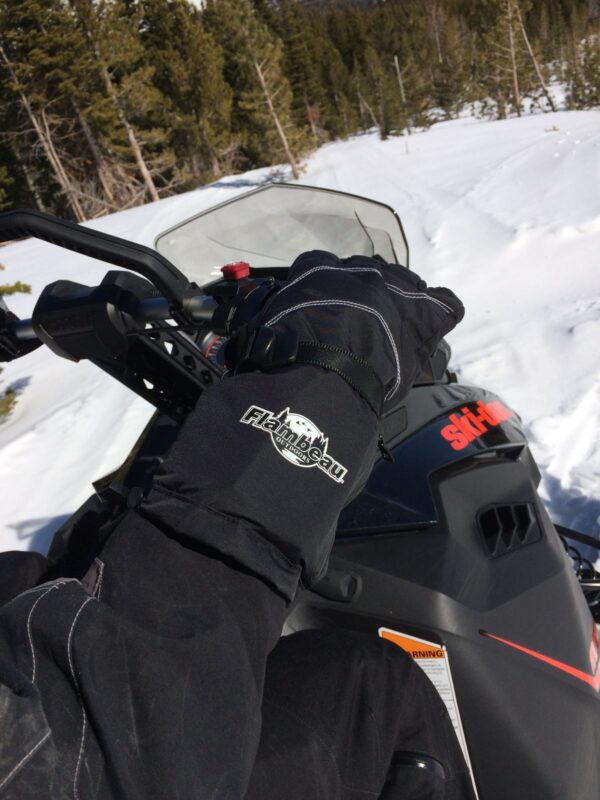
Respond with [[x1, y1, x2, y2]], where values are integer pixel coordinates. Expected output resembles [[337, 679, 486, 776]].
[[481, 630, 600, 692], [203, 335, 220, 359]]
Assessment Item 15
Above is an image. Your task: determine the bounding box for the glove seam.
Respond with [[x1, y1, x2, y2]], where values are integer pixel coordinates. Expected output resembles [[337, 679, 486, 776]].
[[145, 483, 300, 572], [265, 298, 401, 400]]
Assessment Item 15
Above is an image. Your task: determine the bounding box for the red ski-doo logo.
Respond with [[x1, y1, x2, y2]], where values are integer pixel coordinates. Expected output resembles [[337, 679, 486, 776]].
[[241, 406, 347, 484], [440, 401, 514, 451]]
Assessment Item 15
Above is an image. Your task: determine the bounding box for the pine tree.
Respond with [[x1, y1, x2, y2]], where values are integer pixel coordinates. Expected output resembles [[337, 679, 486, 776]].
[[0, 0, 90, 219], [478, 0, 541, 118], [0, 270, 31, 419], [514, 1, 557, 110], [431, 11, 471, 116], [0, 0, 153, 217], [359, 45, 399, 138], [203, 0, 309, 176], [386, 3, 437, 127], [322, 44, 358, 139], [0, 164, 12, 211], [276, 0, 329, 142], [295, 5, 357, 140], [69, 0, 177, 203], [140, 0, 235, 181], [566, 9, 600, 107]]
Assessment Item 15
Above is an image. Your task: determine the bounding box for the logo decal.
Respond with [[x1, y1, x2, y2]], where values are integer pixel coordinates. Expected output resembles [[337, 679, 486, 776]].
[[440, 400, 514, 451], [481, 629, 600, 692], [240, 406, 347, 484]]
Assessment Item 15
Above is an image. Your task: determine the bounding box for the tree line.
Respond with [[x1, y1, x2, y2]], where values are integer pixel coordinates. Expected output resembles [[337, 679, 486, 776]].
[[0, 0, 598, 221]]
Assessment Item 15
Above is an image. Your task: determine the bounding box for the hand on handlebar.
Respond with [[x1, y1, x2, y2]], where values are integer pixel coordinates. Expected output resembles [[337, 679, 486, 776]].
[[225, 250, 464, 415]]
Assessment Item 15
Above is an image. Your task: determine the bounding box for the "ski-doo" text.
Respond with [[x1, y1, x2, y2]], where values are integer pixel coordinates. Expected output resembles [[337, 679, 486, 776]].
[[440, 400, 513, 451]]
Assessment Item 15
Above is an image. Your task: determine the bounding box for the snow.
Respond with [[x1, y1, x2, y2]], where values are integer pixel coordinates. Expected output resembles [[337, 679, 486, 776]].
[[0, 109, 599, 555]]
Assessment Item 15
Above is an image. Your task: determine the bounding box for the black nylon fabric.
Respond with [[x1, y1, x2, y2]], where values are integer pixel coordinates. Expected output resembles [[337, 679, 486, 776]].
[[142, 366, 379, 597], [244, 630, 475, 800], [230, 250, 464, 414], [0, 519, 474, 800]]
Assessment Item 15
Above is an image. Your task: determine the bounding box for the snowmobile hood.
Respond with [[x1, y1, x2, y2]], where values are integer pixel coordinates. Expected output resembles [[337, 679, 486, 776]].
[[338, 384, 529, 535]]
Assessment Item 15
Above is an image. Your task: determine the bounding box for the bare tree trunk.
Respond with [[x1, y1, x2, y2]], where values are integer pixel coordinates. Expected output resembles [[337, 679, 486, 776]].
[[199, 118, 222, 179], [427, 3, 444, 64], [514, 2, 557, 112], [0, 45, 86, 220], [393, 55, 411, 135], [39, 109, 89, 220], [253, 58, 300, 180], [71, 97, 118, 205], [393, 55, 407, 105], [97, 64, 160, 202], [306, 99, 318, 140], [507, 0, 522, 116], [332, 88, 350, 138], [73, 0, 161, 205], [357, 90, 381, 130], [11, 142, 47, 212], [40, 119, 85, 220], [356, 80, 367, 130]]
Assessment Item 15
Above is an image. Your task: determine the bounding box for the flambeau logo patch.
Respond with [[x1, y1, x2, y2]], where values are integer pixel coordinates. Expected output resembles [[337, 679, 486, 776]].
[[241, 406, 347, 484], [440, 400, 514, 451]]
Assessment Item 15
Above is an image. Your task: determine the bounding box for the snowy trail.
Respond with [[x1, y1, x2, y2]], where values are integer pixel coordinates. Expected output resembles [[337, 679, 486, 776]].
[[0, 109, 598, 554]]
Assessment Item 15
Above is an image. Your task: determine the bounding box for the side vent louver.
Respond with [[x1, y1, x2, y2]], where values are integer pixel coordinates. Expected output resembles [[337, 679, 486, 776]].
[[478, 503, 542, 558]]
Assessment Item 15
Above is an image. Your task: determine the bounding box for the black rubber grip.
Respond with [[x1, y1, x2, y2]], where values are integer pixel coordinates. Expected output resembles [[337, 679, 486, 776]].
[[0, 209, 191, 306]]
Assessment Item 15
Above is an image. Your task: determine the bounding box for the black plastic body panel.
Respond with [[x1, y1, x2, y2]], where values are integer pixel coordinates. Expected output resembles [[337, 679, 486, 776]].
[[291, 384, 600, 800], [339, 384, 532, 533]]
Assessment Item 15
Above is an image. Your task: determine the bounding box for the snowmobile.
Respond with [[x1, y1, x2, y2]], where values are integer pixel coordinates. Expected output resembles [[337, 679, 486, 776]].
[[0, 183, 598, 800]]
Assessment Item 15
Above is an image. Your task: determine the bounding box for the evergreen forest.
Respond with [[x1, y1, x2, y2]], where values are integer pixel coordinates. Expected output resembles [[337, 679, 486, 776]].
[[0, 0, 599, 221]]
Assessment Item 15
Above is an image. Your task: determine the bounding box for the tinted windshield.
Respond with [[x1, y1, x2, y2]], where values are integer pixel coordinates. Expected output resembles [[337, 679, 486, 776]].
[[155, 184, 409, 284]]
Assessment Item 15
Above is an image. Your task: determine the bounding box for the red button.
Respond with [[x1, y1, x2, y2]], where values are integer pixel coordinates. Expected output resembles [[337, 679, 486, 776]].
[[221, 261, 250, 280]]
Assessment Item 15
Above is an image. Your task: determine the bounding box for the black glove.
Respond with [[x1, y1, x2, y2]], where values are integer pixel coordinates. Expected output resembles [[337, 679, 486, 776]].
[[143, 252, 464, 600], [225, 250, 464, 416]]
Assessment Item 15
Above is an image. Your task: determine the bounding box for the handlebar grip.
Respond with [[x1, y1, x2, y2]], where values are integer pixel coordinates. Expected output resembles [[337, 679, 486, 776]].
[[0, 209, 192, 307], [7, 293, 219, 347]]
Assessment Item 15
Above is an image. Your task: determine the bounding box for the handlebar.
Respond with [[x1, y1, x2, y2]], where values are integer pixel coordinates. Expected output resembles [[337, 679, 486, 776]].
[[0, 206, 277, 417], [8, 294, 219, 344], [0, 209, 193, 308]]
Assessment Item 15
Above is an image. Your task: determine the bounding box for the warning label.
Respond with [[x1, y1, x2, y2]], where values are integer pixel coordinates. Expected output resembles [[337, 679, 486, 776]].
[[379, 627, 479, 799]]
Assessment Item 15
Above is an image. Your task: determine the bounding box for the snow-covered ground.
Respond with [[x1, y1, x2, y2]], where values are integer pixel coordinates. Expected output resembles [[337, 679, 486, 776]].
[[0, 109, 599, 555]]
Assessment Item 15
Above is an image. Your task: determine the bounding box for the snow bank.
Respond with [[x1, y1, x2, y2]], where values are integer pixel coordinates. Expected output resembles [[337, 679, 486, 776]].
[[0, 109, 598, 554]]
